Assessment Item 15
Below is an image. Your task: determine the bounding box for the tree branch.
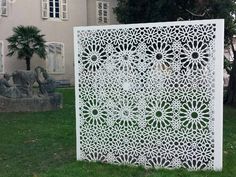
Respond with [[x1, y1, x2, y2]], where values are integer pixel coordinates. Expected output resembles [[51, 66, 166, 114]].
[[185, 9, 209, 17]]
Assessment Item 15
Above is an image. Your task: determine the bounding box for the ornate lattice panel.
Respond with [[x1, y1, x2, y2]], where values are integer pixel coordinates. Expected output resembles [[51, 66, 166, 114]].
[[74, 20, 224, 170]]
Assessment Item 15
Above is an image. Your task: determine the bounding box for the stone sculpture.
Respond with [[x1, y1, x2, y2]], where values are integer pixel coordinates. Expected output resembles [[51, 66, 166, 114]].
[[0, 67, 62, 112], [37, 67, 56, 95], [0, 66, 56, 98], [0, 74, 22, 98], [0, 74, 11, 97]]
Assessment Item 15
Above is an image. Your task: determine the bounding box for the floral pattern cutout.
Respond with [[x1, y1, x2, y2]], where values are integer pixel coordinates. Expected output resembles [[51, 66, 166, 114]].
[[75, 21, 220, 170]]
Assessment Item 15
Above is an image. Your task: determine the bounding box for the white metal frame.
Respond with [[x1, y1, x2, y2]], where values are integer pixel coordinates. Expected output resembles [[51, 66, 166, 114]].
[[214, 20, 224, 171], [74, 19, 224, 171]]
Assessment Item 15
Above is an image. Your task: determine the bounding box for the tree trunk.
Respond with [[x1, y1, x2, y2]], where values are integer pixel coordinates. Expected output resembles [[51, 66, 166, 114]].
[[225, 43, 236, 106], [25, 57, 31, 70]]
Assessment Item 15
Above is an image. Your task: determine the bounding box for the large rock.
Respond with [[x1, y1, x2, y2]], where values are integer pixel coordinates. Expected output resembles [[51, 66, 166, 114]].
[[0, 93, 63, 112]]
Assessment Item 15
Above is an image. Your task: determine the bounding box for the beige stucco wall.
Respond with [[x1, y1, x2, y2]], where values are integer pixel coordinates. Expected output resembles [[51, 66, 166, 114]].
[[0, 0, 87, 84], [0, 0, 118, 85], [87, 0, 118, 26]]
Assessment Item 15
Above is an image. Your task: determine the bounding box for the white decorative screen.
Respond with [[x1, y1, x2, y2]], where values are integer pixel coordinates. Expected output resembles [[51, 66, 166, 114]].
[[74, 20, 224, 171]]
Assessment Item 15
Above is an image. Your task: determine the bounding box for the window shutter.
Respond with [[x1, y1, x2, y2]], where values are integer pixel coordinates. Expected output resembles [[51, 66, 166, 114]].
[[96, 1, 103, 24], [46, 43, 55, 73], [96, 1, 110, 25], [1, 0, 8, 16], [103, 2, 109, 24], [41, 0, 49, 19], [46, 43, 65, 73], [61, 0, 69, 20], [55, 43, 65, 72], [0, 42, 3, 72], [0, 0, 2, 16]]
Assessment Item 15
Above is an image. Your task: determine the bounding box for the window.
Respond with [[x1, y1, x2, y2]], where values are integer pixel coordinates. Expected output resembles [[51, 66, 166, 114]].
[[0, 41, 4, 73], [96, 1, 110, 25], [61, 0, 68, 19], [41, 0, 68, 20], [49, 0, 60, 18], [46, 42, 65, 73], [0, 0, 8, 16]]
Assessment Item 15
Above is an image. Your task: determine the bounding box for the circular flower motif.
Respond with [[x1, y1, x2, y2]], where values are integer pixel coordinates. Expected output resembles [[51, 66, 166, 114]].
[[194, 86, 212, 103], [180, 100, 209, 129], [112, 29, 129, 45], [196, 145, 213, 162], [147, 157, 171, 168], [180, 41, 210, 70], [82, 100, 107, 125], [147, 42, 173, 71], [146, 100, 173, 128], [79, 86, 95, 101], [183, 159, 206, 170], [160, 127, 175, 143], [81, 45, 106, 71], [160, 87, 174, 103], [115, 153, 138, 165], [143, 27, 160, 44], [160, 142, 175, 159], [178, 128, 194, 143], [195, 129, 212, 146], [178, 143, 193, 161], [179, 25, 197, 43], [87, 152, 106, 162], [161, 26, 175, 43], [197, 24, 215, 42], [112, 98, 139, 127], [178, 87, 193, 102], [113, 43, 137, 71], [127, 28, 142, 45], [94, 30, 111, 46], [78, 30, 95, 46]]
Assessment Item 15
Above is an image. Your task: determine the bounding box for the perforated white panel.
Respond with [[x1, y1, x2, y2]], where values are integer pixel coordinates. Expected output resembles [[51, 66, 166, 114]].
[[74, 20, 224, 170]]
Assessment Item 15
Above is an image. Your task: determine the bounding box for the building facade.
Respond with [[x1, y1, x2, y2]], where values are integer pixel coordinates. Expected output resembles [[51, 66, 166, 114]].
[[0, 0, 118, 84]]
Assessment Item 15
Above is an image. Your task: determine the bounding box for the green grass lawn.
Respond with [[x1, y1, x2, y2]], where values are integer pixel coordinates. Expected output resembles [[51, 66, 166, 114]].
[[0, 88, 235, 177]]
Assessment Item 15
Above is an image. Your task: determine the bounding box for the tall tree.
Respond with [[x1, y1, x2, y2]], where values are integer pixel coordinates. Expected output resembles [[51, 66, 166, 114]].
[[114, 0, 236, 105], [7, 26, 47, 70]]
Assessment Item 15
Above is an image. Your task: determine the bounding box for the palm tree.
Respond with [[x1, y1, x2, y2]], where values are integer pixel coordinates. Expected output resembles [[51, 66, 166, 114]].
[[7, 26, 47, 70]]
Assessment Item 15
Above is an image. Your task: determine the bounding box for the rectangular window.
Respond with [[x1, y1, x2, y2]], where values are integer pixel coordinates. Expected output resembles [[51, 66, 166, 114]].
[[0, 0, 8, 16], [96, 1, 110, 25], [49, 0, 60, 18], [42, 0, 68, 20], [46, 42, 65, 73], [0, 41, 4, 73]]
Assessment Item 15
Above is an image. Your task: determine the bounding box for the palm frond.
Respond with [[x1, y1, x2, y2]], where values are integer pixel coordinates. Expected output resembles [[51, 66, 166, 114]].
[[7, 25, 47, 60]]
